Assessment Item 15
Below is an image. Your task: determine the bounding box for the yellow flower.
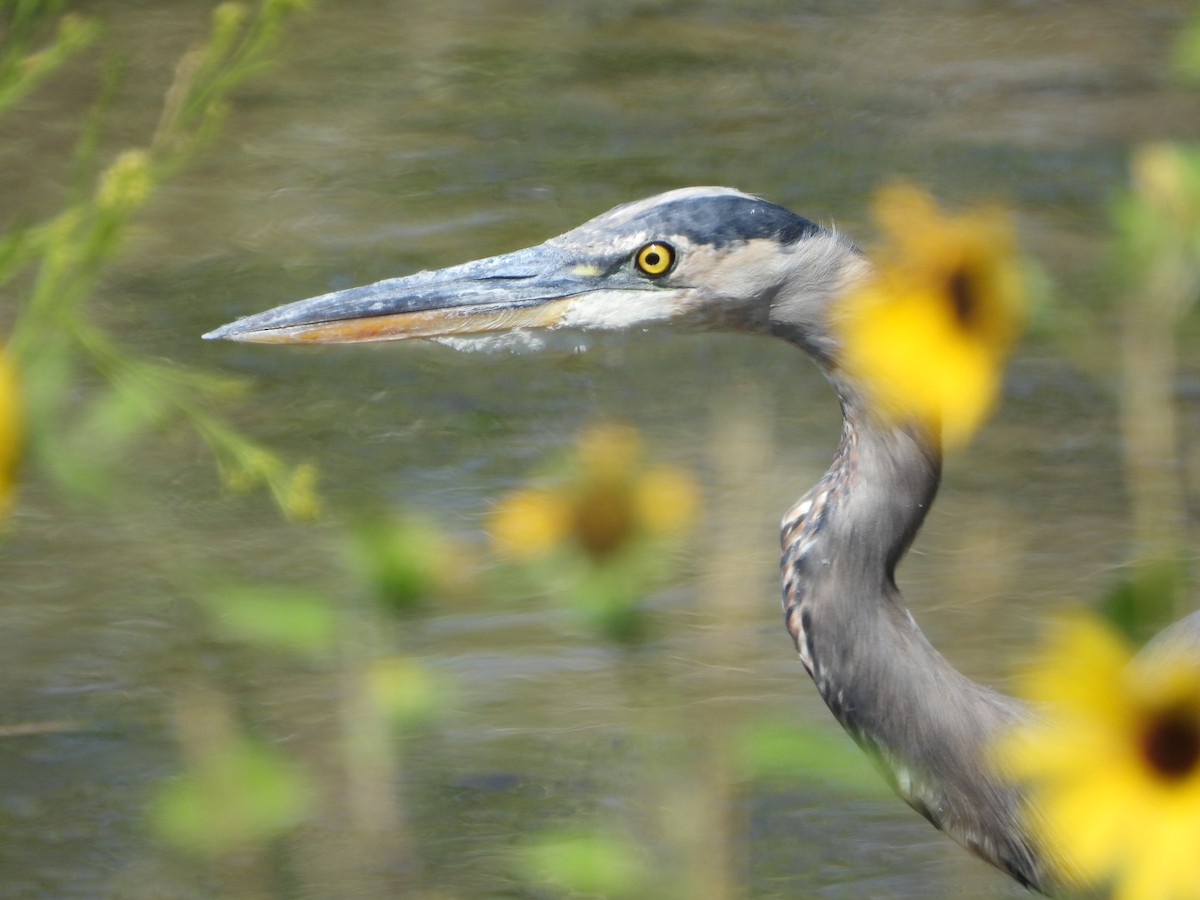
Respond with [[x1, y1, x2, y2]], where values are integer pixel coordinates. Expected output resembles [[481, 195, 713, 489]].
[[994, 612, 1200, 900], [488, 423, 697, 562], [0, 345, 21, 520], [836, 183, 1025, 447]]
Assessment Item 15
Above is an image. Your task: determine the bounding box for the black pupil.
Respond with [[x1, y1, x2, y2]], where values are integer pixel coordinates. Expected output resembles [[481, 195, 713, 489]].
[[1142, 708, 1200, 780], [644, 250, 662, 269]]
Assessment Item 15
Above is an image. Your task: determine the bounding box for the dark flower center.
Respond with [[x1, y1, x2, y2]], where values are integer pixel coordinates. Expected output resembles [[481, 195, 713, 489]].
[[573, 482, 636, 560], [947, 266, 977, 330], [1141, 707, 1200, 781]]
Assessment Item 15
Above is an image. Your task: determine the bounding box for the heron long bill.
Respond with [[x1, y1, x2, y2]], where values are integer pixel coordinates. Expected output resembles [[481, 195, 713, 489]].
[[202, 243, 616, 345], [203, 187, 840, 348]]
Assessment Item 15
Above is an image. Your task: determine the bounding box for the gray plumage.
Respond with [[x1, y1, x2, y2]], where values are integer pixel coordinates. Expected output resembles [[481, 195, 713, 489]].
[[208, 187, 1188, 894]]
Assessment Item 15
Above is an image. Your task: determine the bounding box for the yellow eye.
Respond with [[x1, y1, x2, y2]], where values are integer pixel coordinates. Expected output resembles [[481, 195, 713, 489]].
[[634, 242, 675, 277]]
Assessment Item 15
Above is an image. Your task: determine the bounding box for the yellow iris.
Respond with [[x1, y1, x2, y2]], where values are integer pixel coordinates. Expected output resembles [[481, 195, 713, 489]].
[[836, 183, 1025, 447], [0, 344, 21, 520], [994, 612, 1200, 900], [488, 423, 697, 562]]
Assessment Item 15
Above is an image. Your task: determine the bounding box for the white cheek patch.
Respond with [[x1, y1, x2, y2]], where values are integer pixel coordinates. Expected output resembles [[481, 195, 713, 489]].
[[557, 290, 679, 331]]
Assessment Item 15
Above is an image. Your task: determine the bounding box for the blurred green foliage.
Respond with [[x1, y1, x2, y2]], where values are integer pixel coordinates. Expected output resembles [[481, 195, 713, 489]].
[[0, 4, 100, 116], [200, 584, 338, 656], [361, 654, 442, 729], [1174, 11, 1200, 88], [1099, 24, 1200, 637], [152, 728, 313, 856], [1098, 558, 1191, 645], [732, 719, 888, 796], [348, 513, 471, 616], [0, 0, 318, 517], [519, 830, 652, 898]]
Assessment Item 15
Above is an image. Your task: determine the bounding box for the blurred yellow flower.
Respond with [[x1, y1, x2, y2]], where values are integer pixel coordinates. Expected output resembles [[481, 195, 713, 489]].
[[837, 183, 1025, 447], [994, 612, 1200, 900], [488, 423, 697, 562], [0, 345, 21, 520]]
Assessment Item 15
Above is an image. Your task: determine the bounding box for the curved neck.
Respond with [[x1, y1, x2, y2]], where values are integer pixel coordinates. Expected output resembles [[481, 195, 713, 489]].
[[780, 391, 1046, 890]]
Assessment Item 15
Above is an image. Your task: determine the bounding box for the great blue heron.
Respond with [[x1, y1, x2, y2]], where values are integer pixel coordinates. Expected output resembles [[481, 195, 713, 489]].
[[206, 187, 1200, 894]]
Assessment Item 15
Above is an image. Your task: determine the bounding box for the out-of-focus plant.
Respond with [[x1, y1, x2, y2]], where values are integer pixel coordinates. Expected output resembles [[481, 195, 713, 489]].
[[488, 421, 698, 643], [519, 830, 653, 899], [348, 513, 473, 617], [989, 16, 1200, 899], [0, 344, 20, 520], [1108, 142, 1200, 637], [995, 612, 1200, 900], [731, 717, 888, 794], [200, 584, 338, 656], [152, 687, 313, 857], [835, 182, 1026, 448], [0, 6, 101, 117], [0, 0, 317, 518], [156, 508, 451, 887], [1096, 9, 1200, 644]]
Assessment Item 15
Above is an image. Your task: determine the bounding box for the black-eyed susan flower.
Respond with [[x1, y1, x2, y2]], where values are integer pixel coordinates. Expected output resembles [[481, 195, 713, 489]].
[[488, 422, 697, 564], [488, 423, 698, 644], [0, 344, 21, 520], [994, 612, 1200, 900], [837, 183, 1025, 447]]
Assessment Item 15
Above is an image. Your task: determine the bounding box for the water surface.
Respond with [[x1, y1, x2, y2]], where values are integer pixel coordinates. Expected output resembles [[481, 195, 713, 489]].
[[2, 1, 1198, 897]]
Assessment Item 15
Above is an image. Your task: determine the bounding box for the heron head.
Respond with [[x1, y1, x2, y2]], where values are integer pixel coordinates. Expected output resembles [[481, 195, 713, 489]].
[[204, 187, 867, 361]]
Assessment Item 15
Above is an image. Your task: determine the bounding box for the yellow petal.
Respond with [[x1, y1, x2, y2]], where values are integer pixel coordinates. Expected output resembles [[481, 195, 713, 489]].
[[1017, 612, 1132, 721], [634, 467, 698, 535], [489, 488, 571, 559], [575, 423, 642, 482], [0, 345, 21, 519]]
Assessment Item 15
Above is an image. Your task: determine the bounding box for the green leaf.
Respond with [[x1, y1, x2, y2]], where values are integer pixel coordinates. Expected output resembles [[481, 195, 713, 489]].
[[200, 585, 337, 656], [568, 556, 659, 646], [151, 736, 311, 856], [519, 830, 649, 897], [347, 514, 457, 616], [732, 718, 889, 797], [1097, 559, 1189, 645]]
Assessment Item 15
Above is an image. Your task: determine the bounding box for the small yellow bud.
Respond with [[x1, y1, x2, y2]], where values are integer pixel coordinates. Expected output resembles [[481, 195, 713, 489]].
[[282, 463, 321, 521], [95, 150, 152, 215], [212, 2, 250, 33], [634, 467, 698, 535], [0, 345, 22, 520]]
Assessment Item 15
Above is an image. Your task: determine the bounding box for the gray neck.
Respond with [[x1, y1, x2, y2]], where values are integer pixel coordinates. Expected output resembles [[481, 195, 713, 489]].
[[780, 390, 1048, 891]]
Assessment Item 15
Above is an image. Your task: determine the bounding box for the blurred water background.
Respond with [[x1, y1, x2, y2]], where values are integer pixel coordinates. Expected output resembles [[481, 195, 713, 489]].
[[1, 1, 1198, 897]]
